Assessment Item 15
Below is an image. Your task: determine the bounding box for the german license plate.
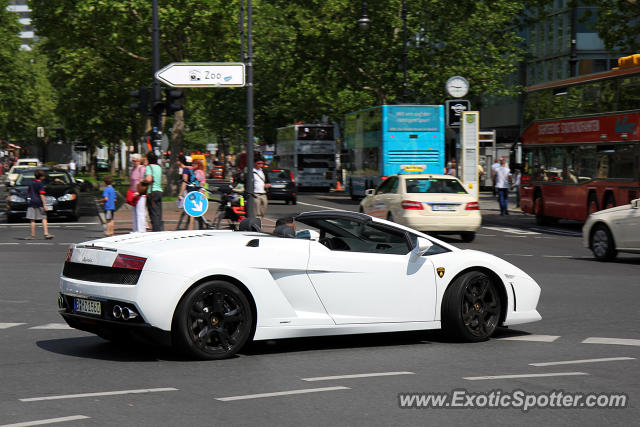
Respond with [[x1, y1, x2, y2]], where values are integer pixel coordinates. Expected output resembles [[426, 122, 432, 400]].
[[431, 204, 457, 212], [271, 184, 286, 189], [74, 298, 101, 315]]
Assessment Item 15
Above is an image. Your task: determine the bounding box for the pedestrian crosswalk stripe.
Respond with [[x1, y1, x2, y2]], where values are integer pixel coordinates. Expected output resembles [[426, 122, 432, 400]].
[[28, 323, 72, 330], [0, 323, 26, 329], [498, 334, 560, 342], [483, 226, 541, 235]]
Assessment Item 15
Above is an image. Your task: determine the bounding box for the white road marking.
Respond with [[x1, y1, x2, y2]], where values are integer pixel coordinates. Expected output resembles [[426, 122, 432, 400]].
[[498, 334, 560, 342], [542, 255, 572, 258], [529, 227, 582, 237], [505, 235, 527, 238], [0, 323, 26, 329], [530, 357, 635, 367], [25, 243, 53, 245], [19, 387, 178, 402], [216, 386, 350, 401], [28, 323, 72, 330], [476, 234, 496, 237], [503, 253, 534, 257], [297, 201, 341, 211], [464, 372, 589, 381], [483, 226, 541, 235], [0, 243, 19, 245], [302, 371, 414, 381], [582, 337, 640, 347], [0, 415, 90, 427]]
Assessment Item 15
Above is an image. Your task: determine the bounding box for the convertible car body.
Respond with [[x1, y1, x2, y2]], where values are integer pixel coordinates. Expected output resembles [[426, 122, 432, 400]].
[[58, 210, 541, 359]]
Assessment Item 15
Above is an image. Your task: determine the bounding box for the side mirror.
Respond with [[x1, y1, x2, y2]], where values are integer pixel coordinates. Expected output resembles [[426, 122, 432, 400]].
[[632, 199, 640, 209], [295, 229, 320, 241], [410, 236, 433, 261], [365, 189, 375, 196]]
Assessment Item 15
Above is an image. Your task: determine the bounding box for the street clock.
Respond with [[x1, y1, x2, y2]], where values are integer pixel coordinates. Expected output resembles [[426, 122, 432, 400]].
[[445, 76, 469, 98]]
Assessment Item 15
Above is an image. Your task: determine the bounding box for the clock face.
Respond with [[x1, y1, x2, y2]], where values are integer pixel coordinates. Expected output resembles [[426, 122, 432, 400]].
[[446, 76, 469, 98]]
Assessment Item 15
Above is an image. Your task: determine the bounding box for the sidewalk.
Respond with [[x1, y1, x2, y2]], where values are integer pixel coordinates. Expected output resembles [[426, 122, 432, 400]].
[[477, 191, 523, 215]]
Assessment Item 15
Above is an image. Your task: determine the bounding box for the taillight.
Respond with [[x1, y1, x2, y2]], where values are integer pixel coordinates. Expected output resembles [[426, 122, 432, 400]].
[[465, 202, 479, 210], [401, 200, 424, 210], [381, 176, 388, 180], [65, 247, 74, 262], [112, 254, 147, 270], [289, 171, 296, 185]]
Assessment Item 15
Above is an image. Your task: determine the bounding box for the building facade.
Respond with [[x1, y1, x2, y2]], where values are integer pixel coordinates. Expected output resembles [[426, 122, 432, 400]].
[[6, 0, 33, 51], [480, 1, 626, 145]]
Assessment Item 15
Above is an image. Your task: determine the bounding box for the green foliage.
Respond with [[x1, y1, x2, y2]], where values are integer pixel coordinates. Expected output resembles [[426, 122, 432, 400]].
[[22, 0, 528, 151], [582, 0, 640, 53]]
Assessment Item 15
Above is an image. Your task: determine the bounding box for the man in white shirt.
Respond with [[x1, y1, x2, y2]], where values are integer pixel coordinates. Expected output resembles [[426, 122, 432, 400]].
[[490, 159, 501, 196], [252, 156, 270, 219], [494, 157, 512, 215]]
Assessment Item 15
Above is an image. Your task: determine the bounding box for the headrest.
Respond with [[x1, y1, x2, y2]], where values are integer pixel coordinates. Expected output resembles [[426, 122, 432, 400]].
[[239, 218, 262, 232], [273, 224, 295, 238]]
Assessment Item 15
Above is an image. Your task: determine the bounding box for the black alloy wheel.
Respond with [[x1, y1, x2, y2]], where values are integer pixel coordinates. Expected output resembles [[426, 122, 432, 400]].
[[442, 271, 501, 342], [173, 280, 253, 360], [590, 223, 617, 261]]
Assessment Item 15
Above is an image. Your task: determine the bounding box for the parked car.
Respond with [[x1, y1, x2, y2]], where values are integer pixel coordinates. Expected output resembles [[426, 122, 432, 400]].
[[266, 168, 297, 205], [57, 210, 541, 360], [6, 167, 81, 222], [359, 174, 481, 242], [583, 198, 640, 261]]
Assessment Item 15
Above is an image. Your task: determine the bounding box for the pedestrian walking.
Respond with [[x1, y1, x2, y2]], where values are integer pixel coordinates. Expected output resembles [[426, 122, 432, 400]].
[[25, 169, 54, 240], [494, 157, 512, 215], [145, 151, 164, 231], [68, 159, 76, 177], [491, 158, 501, 197], [252, 155, 270, 220], [102, 175, 117, 236], [128, 153, 147, 233], [177, 155, 195, 230], [511, 167, 522, 208]]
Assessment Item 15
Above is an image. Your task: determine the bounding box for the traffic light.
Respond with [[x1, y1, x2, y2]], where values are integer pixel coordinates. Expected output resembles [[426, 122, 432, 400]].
[[130, 87, 150, 116], [164, 89, 184, 115]]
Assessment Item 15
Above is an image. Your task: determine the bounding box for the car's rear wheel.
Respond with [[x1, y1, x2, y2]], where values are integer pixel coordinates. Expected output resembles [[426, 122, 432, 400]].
[[442, 271, 501, 342], [460, 232, 475, 243], [590, 224, 617, 261], [172, 280, 253, 360]]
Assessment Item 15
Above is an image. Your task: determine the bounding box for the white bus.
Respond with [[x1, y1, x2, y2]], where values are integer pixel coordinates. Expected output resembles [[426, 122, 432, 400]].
[[276, 123, 337, 190]]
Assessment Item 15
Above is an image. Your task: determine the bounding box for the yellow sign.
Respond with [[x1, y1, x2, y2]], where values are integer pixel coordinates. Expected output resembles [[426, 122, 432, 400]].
[[401, 164, 426, 173]]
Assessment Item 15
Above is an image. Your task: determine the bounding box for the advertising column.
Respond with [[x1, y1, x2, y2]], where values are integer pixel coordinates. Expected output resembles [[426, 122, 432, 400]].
[[460, 111, 479, 201]]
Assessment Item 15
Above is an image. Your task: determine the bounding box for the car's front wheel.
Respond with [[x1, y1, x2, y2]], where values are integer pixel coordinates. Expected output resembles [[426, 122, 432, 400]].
[[442, 271, 501, 342], [590, 224, 617, 261], [172, 280, 253, 360]]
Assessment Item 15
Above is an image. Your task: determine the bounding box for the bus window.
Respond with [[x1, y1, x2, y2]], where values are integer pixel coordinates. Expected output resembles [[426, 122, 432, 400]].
[[618, 76, 640, 111], [600, 79, 617, 112], [522, 92, 537, 128]]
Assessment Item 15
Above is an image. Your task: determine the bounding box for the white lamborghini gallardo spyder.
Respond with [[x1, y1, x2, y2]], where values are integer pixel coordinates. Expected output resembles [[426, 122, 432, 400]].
[[58, 210, 541, 359]]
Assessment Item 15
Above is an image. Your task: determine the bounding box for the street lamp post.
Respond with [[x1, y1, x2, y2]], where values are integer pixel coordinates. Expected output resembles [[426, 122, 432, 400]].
[[359, 1, 409, 103]]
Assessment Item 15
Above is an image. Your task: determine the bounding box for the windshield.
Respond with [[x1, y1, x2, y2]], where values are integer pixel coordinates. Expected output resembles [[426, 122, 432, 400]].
[[267, 170, 290, 181], [404, 178, 467, 194], [15, 171, 70, 186]]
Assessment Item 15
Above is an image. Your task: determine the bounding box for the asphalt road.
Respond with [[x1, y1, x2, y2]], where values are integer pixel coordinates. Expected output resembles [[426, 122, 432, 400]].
[[0, 190, 638, 427]]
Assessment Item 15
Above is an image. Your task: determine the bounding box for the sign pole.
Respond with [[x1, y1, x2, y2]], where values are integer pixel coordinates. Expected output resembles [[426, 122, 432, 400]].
[[151, 0, 162, 155], [245, 0, 255, 219]]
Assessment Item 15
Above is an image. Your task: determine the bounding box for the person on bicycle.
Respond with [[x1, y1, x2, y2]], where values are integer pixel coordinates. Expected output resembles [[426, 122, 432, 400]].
[[177, 155, 207, 230]]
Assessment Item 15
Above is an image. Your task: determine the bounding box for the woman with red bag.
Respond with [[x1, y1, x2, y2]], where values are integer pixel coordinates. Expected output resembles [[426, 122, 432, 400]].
[[128, 153, 148, 232]]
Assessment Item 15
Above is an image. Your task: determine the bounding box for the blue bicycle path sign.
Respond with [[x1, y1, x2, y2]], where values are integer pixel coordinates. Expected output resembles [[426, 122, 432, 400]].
[[183, 191, 208, 217]]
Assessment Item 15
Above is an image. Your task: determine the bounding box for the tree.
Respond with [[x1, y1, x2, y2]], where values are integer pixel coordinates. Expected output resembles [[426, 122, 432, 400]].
[[583, 0, 640, 52]]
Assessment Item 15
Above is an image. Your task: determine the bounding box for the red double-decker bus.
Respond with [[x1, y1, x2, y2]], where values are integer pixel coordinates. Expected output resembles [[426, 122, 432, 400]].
[[520, 54, 640, 224]]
